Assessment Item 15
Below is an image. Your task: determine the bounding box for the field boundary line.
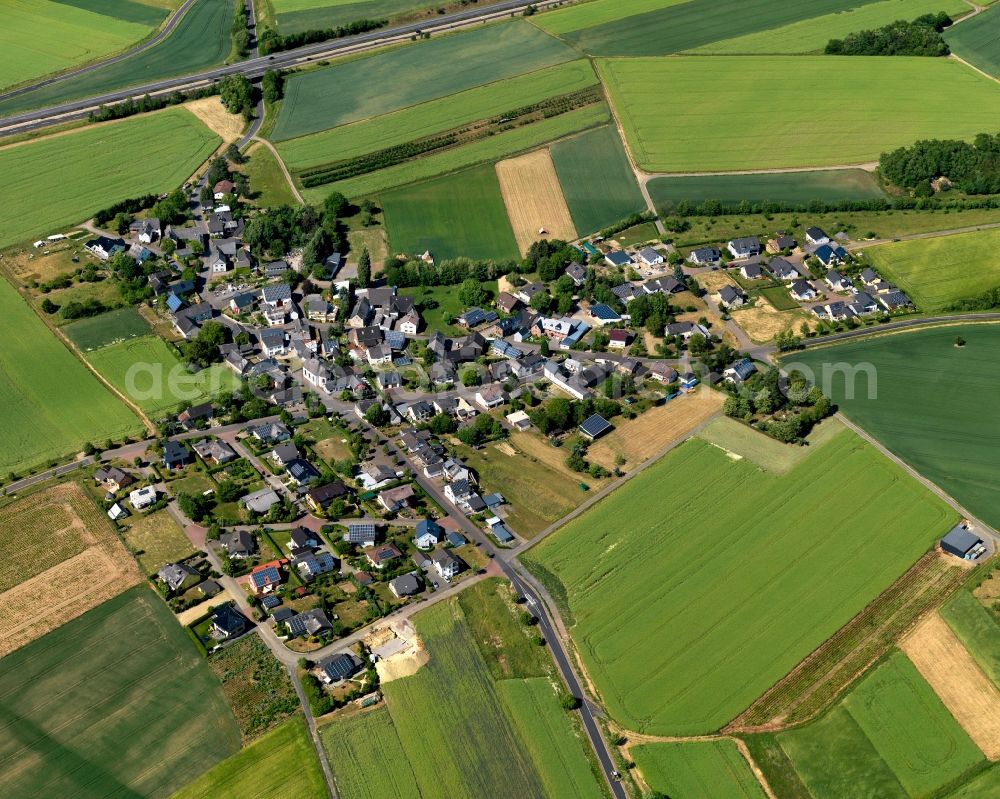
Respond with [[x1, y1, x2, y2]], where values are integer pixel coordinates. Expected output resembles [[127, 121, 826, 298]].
[[252, 136, 304, 204], [641, 161, 877, 178]]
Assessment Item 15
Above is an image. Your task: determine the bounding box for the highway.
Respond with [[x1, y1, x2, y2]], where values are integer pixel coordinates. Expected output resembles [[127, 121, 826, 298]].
[[0, 0, 563, 135]]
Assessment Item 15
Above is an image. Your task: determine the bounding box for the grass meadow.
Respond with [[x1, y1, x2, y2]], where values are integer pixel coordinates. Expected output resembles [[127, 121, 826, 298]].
[[0, 109, 220, 249], [380, 164, 519, 261], [550, 125, 646, 236], [0, 585, 240, 798], [777, 652, 984, 799], [171, 717, 325, 799], [946, 3, 1000, 78], [0, 0, 235, 116], [271, 0, 444, 34], [63, 306, 152, 351], [941, 590, 1000, 689], [866, 227, 1000, 311], [524, 429, 954, 735], [276, 59, 598, 170], [241, 143, 298, 208], [790, 325, 1000, 529], [271, 20, 577, 140], [0, 279, 141, 474], [631, 740, 767, 799], [648, 169, 887, 211], [86, 335, 242, 416], [599, 56, 1000, 172]]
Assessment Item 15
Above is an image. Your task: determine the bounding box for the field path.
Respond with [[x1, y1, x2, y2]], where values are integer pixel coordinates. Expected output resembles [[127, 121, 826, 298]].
[[638, 162, 878, 180], [252, 136, 304, 204]]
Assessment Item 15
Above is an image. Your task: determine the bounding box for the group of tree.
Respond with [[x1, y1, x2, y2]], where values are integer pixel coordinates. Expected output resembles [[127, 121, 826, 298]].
[[232, 2, 251, 58], [258, 18, 386, 55], [88, 86, 216, 124], [723, 367, 834, 443], [825, 12, 952, 56], [455, 413, 506, 447], [529, 397, 621, 437], [184, 321, 228, 367], [245, 195, 350, 262], [879, 130, 1000, 195], [218, 74, 255, 119], [262, 69, 284, 104], [380, 253, 521, 289]]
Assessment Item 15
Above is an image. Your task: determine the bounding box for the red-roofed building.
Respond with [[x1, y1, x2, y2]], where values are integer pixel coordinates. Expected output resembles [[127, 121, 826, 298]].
[[248, 559, 287, 594]]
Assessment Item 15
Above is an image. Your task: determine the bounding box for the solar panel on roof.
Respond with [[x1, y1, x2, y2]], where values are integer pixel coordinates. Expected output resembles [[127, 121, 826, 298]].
[[580, 414, 612, 438], [261, 595, 280, 608]]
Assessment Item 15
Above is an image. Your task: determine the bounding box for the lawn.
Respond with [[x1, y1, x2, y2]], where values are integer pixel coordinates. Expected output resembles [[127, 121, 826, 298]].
[[120, 507, 195, 576], [0, 0, 159, 91], [941, 590, 1000, 689], [0, 585, 240, 798], [62, 306, 153, 351], [0, 279, 141, 474], [270, 20, 578, 140], [599, 56, 1000, 172], [0, 108, 220, 249], [691, 0, 971, 54], [648, 169, 887, 212], [300, 103, 610, 201], [778, 652, 984, 799], [399, 284, 469, 335], [790, 325, 1000, 529], [946, 2, 1000, 78], [86, 335, 242, 416], [866, 227, 1000, 311], [0, 0, 236, 116], [759, 285, 802, 311], [631, 740, 767, 799], [276, 59, 597, 170], [523, 430, 955, 735], [550, 125, 646, 236], [242, 142, 298, 208], [170, 717, 325, 799], [381, 164, 519, 261]]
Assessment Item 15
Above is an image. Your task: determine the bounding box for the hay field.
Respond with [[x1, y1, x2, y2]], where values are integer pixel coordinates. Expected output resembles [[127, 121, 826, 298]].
[[0, 483, 141, 655], [184, 96, 247, 142], [731, 302, 811, 344], [902, 613, 1000, 760], [496, 149, 577, 256]]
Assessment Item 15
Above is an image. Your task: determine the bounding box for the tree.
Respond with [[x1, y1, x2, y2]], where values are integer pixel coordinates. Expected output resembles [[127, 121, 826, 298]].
[[113, 211, 132, 235], [40, 298, 58, 314], [262, 69, 284, 104], [428, 413, 456, 435], [218, 75, 254, 116], [217, 481, 242, 502], [356, 247, 371, 288], [224, 142, 246, 164], [365, 403, 389, 427], [323, 191, 349, 219], [458, 278, 488, 307], [530, 291, 552, 313], [177, 492, 213, 522], [185, 322, 227, 367]]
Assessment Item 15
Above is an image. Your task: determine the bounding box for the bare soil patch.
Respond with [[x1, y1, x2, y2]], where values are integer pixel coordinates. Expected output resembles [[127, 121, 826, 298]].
[[496, 148, 576, 256], [376, 640, 429, 683], [183, 97, 246, 143], [731, 301, 809, 344], [902, 612, 1000, 759]]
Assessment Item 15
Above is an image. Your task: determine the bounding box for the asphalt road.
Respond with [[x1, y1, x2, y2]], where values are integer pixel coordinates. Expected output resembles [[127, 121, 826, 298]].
[[797, 312, 1000, 349], [0, 0, 563, 134]]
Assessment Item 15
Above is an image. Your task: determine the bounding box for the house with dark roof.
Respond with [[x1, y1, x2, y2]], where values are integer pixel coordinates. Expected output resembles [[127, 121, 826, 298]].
[[220, 530, 257, 559], [415, 519, 443, 550], [295, 552, 337, 581], [390, 573, 421, 598], [345, 522, 378, 547], [689, 246, 721, 265], [565, 261, 588, 285], [579, 413, 612, 441], [306, 481, 349, 512], [157, 562, 200, 593], [604, 250, 632, 268], [790, 280, 818, 302], [162, 440, 192, 470], [286, 608, 333, 637], [805, 227, 830, 246], [740, 263, 763, 280], [723, 358, 757, 384], [815, 244, 848, 267], [431, 548, 462, 580], [940, 523, 985, 560], [716, 285, 747, 309], [320, 653, 361, 684], [212, 605, 248, 639], [727, 237, 761, 259], [365, 543, 402, 569]]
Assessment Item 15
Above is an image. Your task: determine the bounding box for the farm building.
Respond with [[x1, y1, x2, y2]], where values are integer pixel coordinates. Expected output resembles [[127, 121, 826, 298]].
[[940, 523, 985, 560], [579, 413, 612, 441]]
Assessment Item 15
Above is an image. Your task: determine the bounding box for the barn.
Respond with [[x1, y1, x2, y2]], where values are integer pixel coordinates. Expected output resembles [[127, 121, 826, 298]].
[[940, 523, 985, 560]]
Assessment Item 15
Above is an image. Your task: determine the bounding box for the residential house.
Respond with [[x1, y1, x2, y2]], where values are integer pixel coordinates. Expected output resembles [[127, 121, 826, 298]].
[[727, 237, 761, 259], [638, 246, 665, 266], [251, 422, 291, 444], [378, 483, 415, 512], [162, 440, 191, 470], [790, 280, 819, 302], [505, 410, 531, 431], [214, 179, 235, 200], [431, 548, 461, 580], [860, 267, 880, 286], [879, 290, 913, 311], [221, 530, 257, 559], [85, 236, 125, 261], [193, 438, 236, 464], [248, 560, 285, 594], [688, 246, 721, 265], [242, 487, 281, 514], [94, 466, 134, 493], [286, 607, 333, 636], [565, 261, 588, 286], [303, 294, 336, 323], [496, 291, 521, 314], [444, 479, 473, 506], [305, 481, 348, 512], [259, 328, 287, 357], [644, 277, 685, 295], [515, 282, 546, 305], [664, 321, 710, 340], [805, 226, 830, 246], [320, 653, 361, 684], [271, 442, 300, 466], [129, 218, 161, 243], [825, 270, 853, 292], [179, 401, 213, 429], [716, 285, 747, 309], [286, 458, 320, 487], [475, 385, 505, 410], [229, 292, 256, 315], [389, 573, 421, 598], [723, 358, 757, 384], [608, 328, 631, 350], [365, 543, 402, 569], [344, 522, 378, 547], [646, 361, 679, 384], [415, 519, 443, 550], [157, 562, 200, 593], [740, 263, 763, 280], [212, 605, 248, 639], [815, 244, 848, 268], [766, 234, 796, 253], [295, 553, 337, 582], [289, 526, 321, 550], [770, 258, 802, 282]]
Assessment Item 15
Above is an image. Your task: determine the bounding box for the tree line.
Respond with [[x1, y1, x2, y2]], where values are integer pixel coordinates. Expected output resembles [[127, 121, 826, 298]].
[[258, 18, 386, 55], [825, 12, 953, 56], [879, 130, 1000, 195]]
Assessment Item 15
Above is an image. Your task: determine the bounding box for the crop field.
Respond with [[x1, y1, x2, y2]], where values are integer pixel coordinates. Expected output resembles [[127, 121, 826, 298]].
[[867, 228, 1000, 311], [0, 109, 220, 250], [0, 279, 141, 474], [0, 0, 235, 116], [778, 651, 985, 799], [631, 740, 767, 799], [697, 416, 844, 475], [550, 125, 646, 236], [276, 59, 597, 170], [0, 0, 157, 91], [533, 0, 689, 36], [524, 430, 954, 735], [545, 0, 870, 56], [0, 482, 141, 654], [380, 164, 518, 261], [496, 149, 577, 256], [945, 764, 1000, 798], [599, 56, 1000, 172], [270, 20, 577, 140], [946, 3, 1000, 78], [86, 335, 242, 416], [301, 103, 610, 201], [171, 717, 325, 799], [790, 325, 1000, 529], [120, 507, 195, 576], [0, 585, 240, 798], [321, 707, 420, 799], [649, 169, 886, 211], [63, 306, 153, 351], [941, 590, 1000, 688], [692, 0, 970, 54], [270, 0, 456, 34]]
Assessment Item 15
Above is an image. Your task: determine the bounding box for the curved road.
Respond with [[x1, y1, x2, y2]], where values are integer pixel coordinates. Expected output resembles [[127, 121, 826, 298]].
[[797, 312, 1000, 350]]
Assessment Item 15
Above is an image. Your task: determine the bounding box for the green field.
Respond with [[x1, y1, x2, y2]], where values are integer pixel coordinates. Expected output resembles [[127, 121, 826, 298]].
[[271, 0, 493, 34], [691, 0, 971, 54], [778, 652, 984, 799], [380, 164, 518, 261], [632, 740, 767, 799], [271, 20, 577, 141], [399, 284, 468, 335], [867, 227, 1000, 311], [63, 306, 153, 351], [758, 284, 803, 311], [648, 169, 887, 211], [321, 707, 419, 799], [301, 103, 610, 201], [0, 278, 141, 473], [0, 109, 220, 250], [941, 590, 1000, 688], [944, 764, 1000, 798], [550, 125, 646, 236], [790, 325, 1000, 529], [0, 585, 240, 798], [524, 429, 954, 735], [86, 335, 242, 416], [171, 717, 325, 799], [533, 0, 689, 36], [276, 59, 597, 170], [0, 0, 159, 91], [243, 143, 299, 207], [599, 56, 1000, 172], [946, 3, 1000, 78], [0, 0, 235, 116]]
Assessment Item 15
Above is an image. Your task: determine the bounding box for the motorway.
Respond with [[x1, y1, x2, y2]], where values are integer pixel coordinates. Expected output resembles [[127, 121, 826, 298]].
[[0, 0, 563, 135]]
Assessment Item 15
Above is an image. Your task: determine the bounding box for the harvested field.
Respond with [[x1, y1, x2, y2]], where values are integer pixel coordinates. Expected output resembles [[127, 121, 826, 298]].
[[496, 149, 577, 256], [183, 96, 246, 143], [120, 507, 195, 576], [731, 302, 810, 344], [588, 389, 723, 470], [0, 483, 141, 655], [902, 612, 1000, 759]]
